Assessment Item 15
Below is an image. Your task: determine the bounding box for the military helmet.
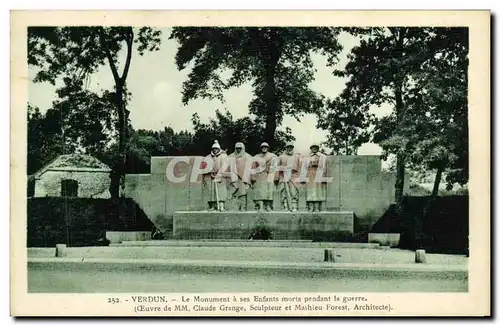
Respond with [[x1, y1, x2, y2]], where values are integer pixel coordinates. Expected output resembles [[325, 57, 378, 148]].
[[212, 140, 221, 149]]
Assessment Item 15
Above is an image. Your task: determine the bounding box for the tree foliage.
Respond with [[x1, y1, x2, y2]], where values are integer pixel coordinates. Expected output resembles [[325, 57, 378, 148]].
[[28, 104, 69, 174], [406, 28, 468, 192], [28, 26, 162, 199], [28, 27, 161, 84], [318, 96, 372, 155], [327, 27, 468, 205], [170, 27, 342, 147], [27, 88, 116, 175], [53, 78, 117, 154], [190, 110, 294, 155], [123, 111, 294, 173]]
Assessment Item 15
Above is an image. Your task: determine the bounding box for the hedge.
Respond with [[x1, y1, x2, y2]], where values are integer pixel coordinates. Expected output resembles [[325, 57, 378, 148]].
[[27, 197, 155, 247], [370, 195, 469, 254]]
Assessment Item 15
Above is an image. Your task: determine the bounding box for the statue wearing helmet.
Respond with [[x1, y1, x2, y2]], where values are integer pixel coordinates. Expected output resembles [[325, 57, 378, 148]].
[[228, 141, 253, 211], [201, 140, 229, 211], [277, 142, 302, 211], [251, 142, 278, 211], [303, 143, 328, 212]]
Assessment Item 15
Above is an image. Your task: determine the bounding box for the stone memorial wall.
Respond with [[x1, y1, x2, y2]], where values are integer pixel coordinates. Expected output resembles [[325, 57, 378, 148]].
[[122, 155, 409, 235]]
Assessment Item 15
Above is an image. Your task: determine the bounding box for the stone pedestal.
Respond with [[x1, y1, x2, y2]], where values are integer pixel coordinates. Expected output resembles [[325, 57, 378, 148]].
[[55, 244, 67, 257], [172, 211, 354, 241]]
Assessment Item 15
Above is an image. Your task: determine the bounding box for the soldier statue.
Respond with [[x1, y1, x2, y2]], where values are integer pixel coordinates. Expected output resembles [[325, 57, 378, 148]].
[[277, 142, 301, 211], [228, 142, 253, 211], [304, 143, 328, 212], [201, 140, 229, 211], [251, 142, 278, 211]]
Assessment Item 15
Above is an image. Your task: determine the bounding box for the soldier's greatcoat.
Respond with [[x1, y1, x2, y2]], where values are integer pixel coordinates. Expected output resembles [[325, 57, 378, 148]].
[[277, 152, 302, 201], [228, 144, 253, 197], [251, 151, 278, 201], [201, 151, 229, 202], [304, 151, 328, 202]]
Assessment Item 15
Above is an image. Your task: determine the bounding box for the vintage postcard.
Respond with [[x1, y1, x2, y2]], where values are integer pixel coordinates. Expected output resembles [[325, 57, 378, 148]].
[[11, 10, 490, 317]]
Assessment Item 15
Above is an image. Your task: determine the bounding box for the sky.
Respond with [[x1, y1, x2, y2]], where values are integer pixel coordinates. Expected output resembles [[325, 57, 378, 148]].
[[28, 28, 393, 157]]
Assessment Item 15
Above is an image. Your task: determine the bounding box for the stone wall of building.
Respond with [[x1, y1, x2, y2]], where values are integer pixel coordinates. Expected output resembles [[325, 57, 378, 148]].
[[34, 170, 111, 199], [122, 155, 409, 235]]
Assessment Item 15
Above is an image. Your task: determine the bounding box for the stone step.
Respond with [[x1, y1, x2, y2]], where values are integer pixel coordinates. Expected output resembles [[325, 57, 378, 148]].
[[110, 240, 379, 248], [28, 245, 468, 266], [28, 257, 468, 278], [172, 210, 355, 241]]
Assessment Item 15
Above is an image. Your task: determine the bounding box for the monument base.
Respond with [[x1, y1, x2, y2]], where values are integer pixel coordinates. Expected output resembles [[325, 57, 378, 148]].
[[172, 211, 354, 241]]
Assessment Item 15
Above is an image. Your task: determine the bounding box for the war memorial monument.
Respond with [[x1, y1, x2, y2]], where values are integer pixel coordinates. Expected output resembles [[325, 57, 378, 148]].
[[122, 140, 406, 243]]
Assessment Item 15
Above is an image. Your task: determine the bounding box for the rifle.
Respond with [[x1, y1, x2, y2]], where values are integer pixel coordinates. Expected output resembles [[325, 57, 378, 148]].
[[284, 180, 292, 211], [213, 178, 220, 211], [282, 168, 292, 211]]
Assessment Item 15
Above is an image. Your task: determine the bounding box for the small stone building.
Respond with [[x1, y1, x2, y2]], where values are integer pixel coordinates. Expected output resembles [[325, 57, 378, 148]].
[[31, 154, 112, 199]]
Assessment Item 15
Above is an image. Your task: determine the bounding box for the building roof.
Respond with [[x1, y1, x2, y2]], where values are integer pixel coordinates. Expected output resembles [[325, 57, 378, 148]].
[[33, 154, 111, 177]]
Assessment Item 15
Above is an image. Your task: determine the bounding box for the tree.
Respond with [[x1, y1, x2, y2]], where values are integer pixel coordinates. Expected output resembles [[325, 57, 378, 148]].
[[116, 111, 294, 174], [28, 93, 121, 178], [125, 129, 161, 174], [27, 104, 73, 174], [190, 109, 294, 155], [407, 28, 468, 196], [52, 78, 118, 156], [332, 27, 468, 209], [28, 26, 162, 201], [170, 27, 342, 148], [317, 97, 372, 155]]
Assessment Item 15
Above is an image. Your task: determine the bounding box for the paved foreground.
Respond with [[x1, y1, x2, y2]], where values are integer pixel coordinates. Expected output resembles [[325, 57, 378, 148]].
[[28, 245, 468, 265], [27, 244, 468, 293], [28, 257, 467, 293], [28, 266, 467, 293]]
